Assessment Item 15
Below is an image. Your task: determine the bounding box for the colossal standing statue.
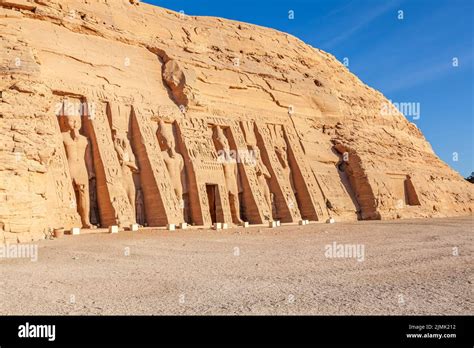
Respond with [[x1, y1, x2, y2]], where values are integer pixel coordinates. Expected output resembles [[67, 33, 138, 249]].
[[62, 115, 94, 228], [112, 129, 139, 214], [214, 126, 243, 225], [157, 120, 186, 214], [275, 145, 296, 194], [241, 121, 273, 219], [251, 145, 272, 213]]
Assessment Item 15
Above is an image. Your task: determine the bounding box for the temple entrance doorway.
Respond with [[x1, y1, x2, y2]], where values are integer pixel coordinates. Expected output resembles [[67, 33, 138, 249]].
[[206, 184, 218, 224]]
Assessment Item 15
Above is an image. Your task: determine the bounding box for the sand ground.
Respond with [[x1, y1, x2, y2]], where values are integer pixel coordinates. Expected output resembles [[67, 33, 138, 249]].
[[0, 216, 472, 315]]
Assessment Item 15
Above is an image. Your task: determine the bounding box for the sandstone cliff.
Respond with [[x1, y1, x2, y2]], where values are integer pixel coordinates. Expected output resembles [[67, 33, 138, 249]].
[[0, 0, 472, 243]]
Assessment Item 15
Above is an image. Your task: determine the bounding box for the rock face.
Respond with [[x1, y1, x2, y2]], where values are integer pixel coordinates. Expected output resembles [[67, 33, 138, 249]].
[[0, 0, 472, 243]]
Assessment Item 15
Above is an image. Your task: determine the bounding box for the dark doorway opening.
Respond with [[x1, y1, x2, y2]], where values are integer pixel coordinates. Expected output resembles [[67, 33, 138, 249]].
[[404, 176, 421, 206], [206, 184, 217, 224]]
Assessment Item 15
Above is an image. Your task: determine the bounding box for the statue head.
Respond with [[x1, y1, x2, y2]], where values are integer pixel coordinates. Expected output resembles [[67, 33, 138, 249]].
[[158, 120, 176, 155], [65, 116, 81, 133], [112, 129, 129, 148]]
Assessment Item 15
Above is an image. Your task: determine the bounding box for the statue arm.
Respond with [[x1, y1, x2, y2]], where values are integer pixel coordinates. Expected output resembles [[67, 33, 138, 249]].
[[236, 164, 243, 193], [125, 160, 139, 172], [258, 160, 271, 179], [114, 142, 125, 163], [179, 156, 188, 193], [86, 139, 95, 179], [124, 143, 139, 172], [115, 140, 139, 172], [124, 151, 139, 172], [263, 164, 271, 179]]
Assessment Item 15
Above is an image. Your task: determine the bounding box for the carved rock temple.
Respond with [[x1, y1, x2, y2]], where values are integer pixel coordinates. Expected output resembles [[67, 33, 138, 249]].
[[0, 0, 472, 243]]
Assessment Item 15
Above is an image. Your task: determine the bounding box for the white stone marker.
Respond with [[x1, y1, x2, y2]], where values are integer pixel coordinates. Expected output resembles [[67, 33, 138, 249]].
[[179, 222, 188, 230], [213, 223, 222, 230], [109, 225, 119, 234], [242, 221, 249, 228], [222, 223, 228, 230], [130, 224, 139, 232], [269, 221, 278, 228], [276, 220, 281, 227], [71, 227, 81, 235], [167, 224, 176, 231], [326, 217, 335, 224]]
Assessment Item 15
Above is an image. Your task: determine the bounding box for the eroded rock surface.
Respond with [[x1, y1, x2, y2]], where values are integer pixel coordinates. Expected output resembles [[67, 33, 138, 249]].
[[0, 0, 472, 243]]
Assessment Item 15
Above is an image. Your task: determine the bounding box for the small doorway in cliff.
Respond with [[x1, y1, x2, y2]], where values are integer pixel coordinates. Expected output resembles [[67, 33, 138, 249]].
[[404, 176, 421, 206], [389, 174, 421, 208], [206, 184, 218, 224]]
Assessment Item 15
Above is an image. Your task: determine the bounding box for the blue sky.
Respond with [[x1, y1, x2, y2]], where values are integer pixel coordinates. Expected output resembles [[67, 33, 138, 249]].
[[145, 0, 473, 177]]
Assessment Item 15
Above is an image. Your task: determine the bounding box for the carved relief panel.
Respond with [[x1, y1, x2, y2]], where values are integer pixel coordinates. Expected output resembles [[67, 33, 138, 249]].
[[131, 106, 183, 225], [238, 120, 273, 222], [254, 121, 301, 222], [283, 125, 328, 221], [177, 116, 232, 226], [83, 100, 135, 227]]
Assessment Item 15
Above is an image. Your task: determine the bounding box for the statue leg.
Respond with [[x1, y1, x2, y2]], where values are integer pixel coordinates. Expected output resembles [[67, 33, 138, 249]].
[[264, 187, 272, 212], [258, 176, 272, 216], [123, 170, 136, 218], [229, 191, 243, 224], [77, 183, 92, 228], [183, 193, 189, 223], [176, 187, 184, 222]]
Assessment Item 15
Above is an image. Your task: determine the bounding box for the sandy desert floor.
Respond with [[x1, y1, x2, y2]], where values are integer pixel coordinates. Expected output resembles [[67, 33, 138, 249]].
[[0, 216, 472, 315]]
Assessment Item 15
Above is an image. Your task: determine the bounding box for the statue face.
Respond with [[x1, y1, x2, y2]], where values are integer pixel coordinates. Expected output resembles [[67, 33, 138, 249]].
[[115, 131, 127, 146], [168, 136, 175, 150], [66, 116, 81, 131], [158, 121, 175, 152], [162, 134, 175, 153]]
